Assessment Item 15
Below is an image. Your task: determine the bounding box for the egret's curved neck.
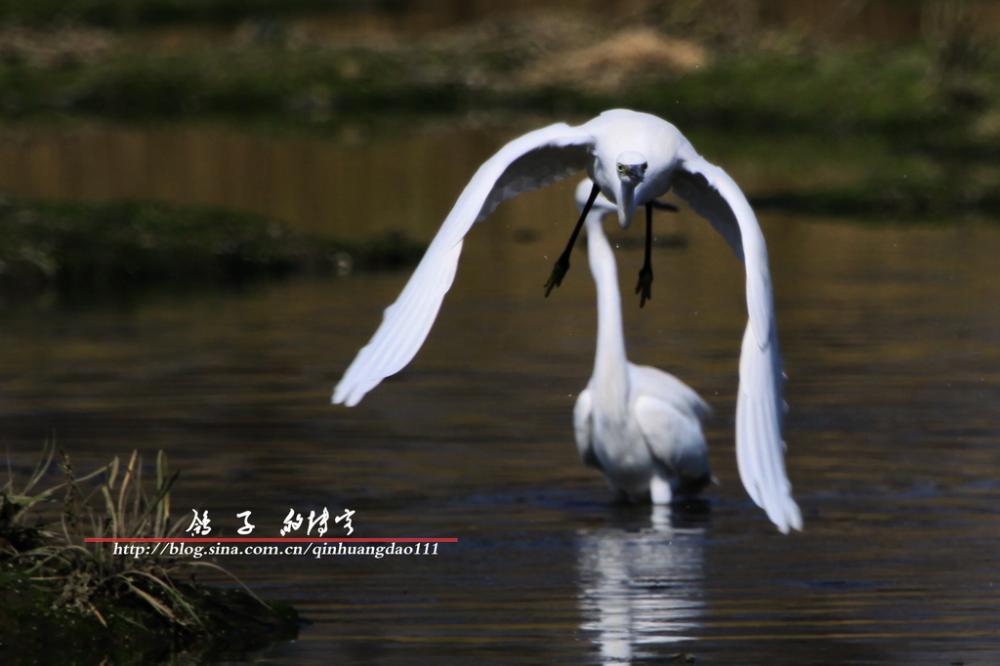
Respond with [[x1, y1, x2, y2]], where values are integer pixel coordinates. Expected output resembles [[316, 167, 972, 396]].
[[585, 215, 629, 413]]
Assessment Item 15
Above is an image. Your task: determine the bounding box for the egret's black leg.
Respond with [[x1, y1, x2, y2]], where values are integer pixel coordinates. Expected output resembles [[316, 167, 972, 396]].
[[635, 202, 654, 308], [544, 181, 600, 297]]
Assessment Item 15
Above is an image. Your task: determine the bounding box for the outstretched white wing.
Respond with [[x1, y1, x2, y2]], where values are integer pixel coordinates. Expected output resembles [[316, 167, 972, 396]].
[[671, 144, 802, 533], [333, 123, 595, 407]]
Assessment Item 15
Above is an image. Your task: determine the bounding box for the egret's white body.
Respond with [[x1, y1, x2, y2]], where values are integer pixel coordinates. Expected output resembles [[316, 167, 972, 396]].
[[333, 109, 802, 532], [573, 180, 711, 504]]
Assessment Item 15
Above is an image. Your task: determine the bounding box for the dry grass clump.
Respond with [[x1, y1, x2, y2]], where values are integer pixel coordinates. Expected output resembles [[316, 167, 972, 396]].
[[521, 27, 709, 94], [2, 442, 258, 630]]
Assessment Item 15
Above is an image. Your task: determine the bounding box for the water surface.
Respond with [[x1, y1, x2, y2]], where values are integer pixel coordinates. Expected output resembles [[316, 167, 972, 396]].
[[1, 120, 999, 664]]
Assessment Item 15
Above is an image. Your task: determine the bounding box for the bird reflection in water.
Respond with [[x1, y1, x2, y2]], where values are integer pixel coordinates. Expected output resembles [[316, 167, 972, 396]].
[[576, 504, 708, 664]]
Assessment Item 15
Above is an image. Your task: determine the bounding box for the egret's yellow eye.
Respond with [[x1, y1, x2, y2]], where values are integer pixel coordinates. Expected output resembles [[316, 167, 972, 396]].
[[641, 162, 648, 170], [617, 164, 626, 174]]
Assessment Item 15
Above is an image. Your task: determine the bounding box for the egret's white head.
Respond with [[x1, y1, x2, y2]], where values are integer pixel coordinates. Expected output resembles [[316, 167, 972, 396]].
[[614, 151, 647, 228]]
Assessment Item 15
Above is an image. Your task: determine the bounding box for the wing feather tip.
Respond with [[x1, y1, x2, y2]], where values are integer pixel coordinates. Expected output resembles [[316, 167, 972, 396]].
[[331, 378, 367, 407], [770, 497, 803, 534], [788, 500, 804, 532]]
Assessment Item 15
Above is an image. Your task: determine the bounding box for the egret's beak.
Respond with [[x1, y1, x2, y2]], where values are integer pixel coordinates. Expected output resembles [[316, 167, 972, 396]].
[[617, 181, 636, 229]]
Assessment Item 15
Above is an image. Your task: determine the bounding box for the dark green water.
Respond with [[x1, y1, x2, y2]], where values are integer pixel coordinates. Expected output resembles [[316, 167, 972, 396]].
[[1, 120, 999, 664]]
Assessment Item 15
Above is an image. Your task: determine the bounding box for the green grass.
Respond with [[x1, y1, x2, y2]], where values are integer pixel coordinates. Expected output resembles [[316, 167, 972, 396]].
[[0, 46, 468, 119], [0, 197, 424, 297], [2, 39, 997, 140], [630, 48, 944, 132], [1, 3, 998, 141], [0, 0, 997, 137], [752, 178, 1000, 222]]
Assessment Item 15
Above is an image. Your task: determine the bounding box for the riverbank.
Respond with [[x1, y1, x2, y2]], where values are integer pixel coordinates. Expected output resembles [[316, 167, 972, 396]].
[[0, 5, 997, 139], [0, 447, 301, 662], [0, 197, 423, 298], [0, 565, 299, 662]]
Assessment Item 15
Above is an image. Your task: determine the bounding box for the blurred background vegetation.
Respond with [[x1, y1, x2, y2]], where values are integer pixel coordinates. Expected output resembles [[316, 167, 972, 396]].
[[0, 0, 998, 298], [2, 0, 998, 129]]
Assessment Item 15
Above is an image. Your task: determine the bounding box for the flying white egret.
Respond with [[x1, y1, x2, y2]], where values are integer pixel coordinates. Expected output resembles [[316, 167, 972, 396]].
[[573, 179, 712, 505], [333, 108, 802, 532]]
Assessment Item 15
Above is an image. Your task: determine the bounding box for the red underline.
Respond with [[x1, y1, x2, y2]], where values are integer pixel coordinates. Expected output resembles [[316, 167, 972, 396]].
[[84, 537, 458, 543]]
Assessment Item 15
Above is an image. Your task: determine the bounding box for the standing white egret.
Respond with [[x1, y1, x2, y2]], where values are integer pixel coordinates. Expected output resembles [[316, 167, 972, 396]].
[[333, 109, 802, 533], [573, 179, 711, 505]]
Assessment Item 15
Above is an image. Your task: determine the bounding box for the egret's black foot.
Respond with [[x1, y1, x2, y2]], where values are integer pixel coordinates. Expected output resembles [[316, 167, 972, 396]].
[[544, 256, 570, 297], [635, 265, 653, 308]]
